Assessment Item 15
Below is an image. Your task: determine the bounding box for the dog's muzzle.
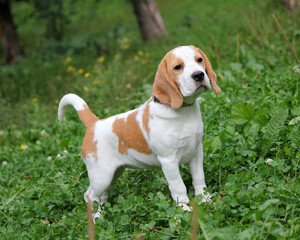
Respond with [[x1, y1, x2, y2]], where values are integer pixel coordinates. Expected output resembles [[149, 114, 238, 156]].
[[191, 71, 205, 82]]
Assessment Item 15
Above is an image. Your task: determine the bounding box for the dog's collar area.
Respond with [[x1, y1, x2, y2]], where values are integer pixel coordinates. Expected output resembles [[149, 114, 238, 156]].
[[153, 95, 161, 104], [152, 95, 194, 107]]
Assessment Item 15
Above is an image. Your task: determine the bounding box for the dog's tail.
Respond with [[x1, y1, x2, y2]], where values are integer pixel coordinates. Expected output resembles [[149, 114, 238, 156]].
[[58, 93, 99, 128]]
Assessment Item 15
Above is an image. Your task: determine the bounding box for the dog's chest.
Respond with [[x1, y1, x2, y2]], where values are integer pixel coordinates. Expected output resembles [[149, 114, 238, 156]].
[[149, 105, 204, 161], [172, 118, 203, 164]]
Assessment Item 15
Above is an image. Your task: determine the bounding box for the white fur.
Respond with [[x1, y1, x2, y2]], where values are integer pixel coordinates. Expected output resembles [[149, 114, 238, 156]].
[[174, 46, 211, 98], [58, 93, 86, 121], [58, 46, 212, 221]]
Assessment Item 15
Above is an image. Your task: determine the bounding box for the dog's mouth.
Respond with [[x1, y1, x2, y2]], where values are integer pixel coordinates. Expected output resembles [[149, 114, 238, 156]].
[[194, 80, 209, 92], [196, 84, 208, 91], [183, 84, 209, 105]]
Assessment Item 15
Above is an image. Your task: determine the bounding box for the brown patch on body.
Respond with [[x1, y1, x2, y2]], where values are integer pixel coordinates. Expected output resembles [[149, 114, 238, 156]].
[[81, 125, 98, 162], [77, 104, 99, 128], [78, 104, 99, 162], [112, 110, 152, 155], [142, 100, 152, 138]]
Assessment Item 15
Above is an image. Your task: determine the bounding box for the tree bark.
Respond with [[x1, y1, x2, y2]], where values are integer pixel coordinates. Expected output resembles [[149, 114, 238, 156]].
[[0, 0, 23, 64], [283, 0, 300, 10], [130, 0, 167, 42]]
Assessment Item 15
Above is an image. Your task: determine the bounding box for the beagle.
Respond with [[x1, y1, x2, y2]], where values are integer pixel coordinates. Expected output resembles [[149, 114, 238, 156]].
[[58, 45, 221, 219]]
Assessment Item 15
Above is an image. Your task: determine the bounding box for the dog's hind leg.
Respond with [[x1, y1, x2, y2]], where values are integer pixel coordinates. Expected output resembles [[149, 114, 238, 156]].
[[84, 165, 125, 222], [84, 186, 103, 222], [99, 166, 125, 206]]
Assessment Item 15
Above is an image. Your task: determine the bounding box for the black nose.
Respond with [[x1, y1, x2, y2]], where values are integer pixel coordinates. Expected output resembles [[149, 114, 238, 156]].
[[191, 71, 205, 82]]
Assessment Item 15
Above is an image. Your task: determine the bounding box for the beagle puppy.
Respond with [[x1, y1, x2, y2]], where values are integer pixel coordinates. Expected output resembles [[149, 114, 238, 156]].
[[58, 45, 221, 219]]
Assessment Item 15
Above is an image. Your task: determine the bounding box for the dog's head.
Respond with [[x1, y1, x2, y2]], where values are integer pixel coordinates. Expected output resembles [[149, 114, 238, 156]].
[[153, 45, 221, 109]]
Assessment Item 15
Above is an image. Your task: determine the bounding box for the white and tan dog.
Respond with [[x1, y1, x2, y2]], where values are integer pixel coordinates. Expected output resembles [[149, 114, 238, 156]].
[[58, 45, 221, 219]]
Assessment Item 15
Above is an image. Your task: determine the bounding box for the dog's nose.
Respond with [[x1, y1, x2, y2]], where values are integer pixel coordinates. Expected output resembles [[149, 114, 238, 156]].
[[192, 71, 205, 82]]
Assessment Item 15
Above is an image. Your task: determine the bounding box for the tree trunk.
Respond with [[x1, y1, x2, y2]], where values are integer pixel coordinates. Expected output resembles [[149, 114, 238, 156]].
[[0, 0, 23, 64], [283, 0, 300, 10], [130, 0, 167, 42]]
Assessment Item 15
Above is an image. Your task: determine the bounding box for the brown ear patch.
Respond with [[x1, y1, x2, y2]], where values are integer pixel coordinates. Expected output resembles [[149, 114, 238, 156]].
[[113, 110, 152, 155], [81, 124, 98, 162], [152, 52, 183, 109]]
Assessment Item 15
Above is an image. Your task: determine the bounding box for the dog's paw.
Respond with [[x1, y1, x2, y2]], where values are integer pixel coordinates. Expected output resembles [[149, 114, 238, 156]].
[[178, 202, 192, 211], [92, 211, 103, 223], [201, 193, 212, 203]]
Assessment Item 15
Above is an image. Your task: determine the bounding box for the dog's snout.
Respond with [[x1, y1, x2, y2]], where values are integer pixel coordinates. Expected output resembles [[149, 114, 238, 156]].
[[191, 71, 205, 82]]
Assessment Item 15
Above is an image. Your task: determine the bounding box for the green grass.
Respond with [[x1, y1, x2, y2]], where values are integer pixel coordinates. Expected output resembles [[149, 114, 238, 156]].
[[0, 0, 300, 239]]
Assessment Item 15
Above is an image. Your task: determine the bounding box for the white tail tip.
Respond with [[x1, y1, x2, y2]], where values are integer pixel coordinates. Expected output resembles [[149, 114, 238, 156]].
[[58, 93, 86, 121]]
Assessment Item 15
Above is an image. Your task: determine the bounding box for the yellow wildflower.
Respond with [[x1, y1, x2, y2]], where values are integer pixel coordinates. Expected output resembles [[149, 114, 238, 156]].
[[84, 73, 90, 78], [121, 44, 130, 50], [138, 50, 143, 56], [93, 79, 100, 85], [115, 54, 121, 59], [84, 86, 89, 92], [145, 52, 149, 58], [32, 98, 38, 103], [134, 55, 139, 61], [78, 69, 84, 74], [55, 99, 59, 104], [66, 57, 72, 62], [67, 66, 74, 72], [21, 144, 29, 150], [97, 56, 105, 63], [142, 60, 147, 65]]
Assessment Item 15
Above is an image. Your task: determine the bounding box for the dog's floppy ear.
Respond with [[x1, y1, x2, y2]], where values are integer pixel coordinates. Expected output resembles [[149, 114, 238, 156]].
[[195, 47, 221, 93], [152, 55, 183, 109]]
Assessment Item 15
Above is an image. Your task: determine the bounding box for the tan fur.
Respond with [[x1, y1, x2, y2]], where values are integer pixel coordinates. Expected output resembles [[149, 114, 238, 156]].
[[189, 46, 221, 93], [152, 50, 184, 109], [81, 125, 98, 162], [78, 104, 99, 162], [78, 104, 99, 128], [142, 100, 152, 138], [112, 110, 152, 155]]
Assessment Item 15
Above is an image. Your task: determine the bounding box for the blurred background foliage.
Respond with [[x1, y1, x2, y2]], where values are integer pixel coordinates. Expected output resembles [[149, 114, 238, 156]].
[[0, 0, 299, 129]]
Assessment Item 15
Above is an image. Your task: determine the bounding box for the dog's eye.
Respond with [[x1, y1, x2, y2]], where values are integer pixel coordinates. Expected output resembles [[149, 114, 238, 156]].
[[174, 65, 182, 70], [197, 58, 203, 63]]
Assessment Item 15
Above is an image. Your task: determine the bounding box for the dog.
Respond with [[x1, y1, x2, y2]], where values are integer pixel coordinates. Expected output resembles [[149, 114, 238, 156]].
[[58, 45, 221, 220]]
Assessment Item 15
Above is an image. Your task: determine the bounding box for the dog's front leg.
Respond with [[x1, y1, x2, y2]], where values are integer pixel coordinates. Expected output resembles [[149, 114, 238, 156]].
[[159, 157, 191, 211], [189, 143, 211, 202]]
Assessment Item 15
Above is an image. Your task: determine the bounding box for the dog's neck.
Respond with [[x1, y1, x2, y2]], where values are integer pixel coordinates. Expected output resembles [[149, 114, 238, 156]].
[[152, 95, 195, 108]]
